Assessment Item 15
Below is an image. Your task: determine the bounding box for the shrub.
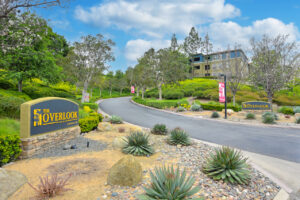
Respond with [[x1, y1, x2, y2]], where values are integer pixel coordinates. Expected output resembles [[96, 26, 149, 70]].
[[0, 118, 20, 136], [278, 106, 294, 115], [82, 103, 98, 110], [110, 115, 123, 124], [295, 117, 300, 124], [0, 135, 22, 166], [23, 85, 75, 99], [89, 112, 103, 122], [262, 112, 278, 120], [0, 79, 15, 89], [245, 113, 255, 120], [211, 111, 220, 118], [177, 106, 185, 112], [151, 124, 168, 135], [28, 173, 72, 199], [164, 90, 184, 100], [168, 128, 191, 146], [294, 106, 300, 113], [191, 103, 201, 111], [262, 114, 275, 124], [123, 132, 154, 156], [79, 109, 89, 119], [0, 96, 25, 119], [83, 106, 91, 113], [202, 146, 250, 185], [183, 88, 195, 97], [79, 116, 99, 133], [138, 165, 200, 200]]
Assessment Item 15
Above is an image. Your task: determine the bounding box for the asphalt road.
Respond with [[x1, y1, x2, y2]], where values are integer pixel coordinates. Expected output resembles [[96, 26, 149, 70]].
[[99, 97, 300, 163]]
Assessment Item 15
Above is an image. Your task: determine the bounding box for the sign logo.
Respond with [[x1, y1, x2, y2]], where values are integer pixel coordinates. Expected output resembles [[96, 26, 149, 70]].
[[21, 98, 79, 138], [242, 101, 271, 110], [219, 82, 225, 103], [131, 86, 135, 94]]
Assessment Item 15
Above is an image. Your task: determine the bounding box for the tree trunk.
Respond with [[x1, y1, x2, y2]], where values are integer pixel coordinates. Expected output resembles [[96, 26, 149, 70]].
[[267, 93, 273, 111], [81, 81, 89, 103], [232, 95, 236, 106], [158, 85, 162, 100], [90, 88, 93, 99], [18, 79, 22, 92], [136, 86, 139, 97], [142, 87, 145, 99], [110, 87, 112, 96], [99, 88, 102, 98]]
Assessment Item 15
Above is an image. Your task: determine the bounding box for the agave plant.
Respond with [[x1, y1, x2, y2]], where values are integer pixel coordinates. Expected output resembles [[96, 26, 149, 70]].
[[202, 146, 250, 185], [151, 124, 168, 135], [110, 115, 123, 124], [138, 165, 201, 200], [122, 132, 154, 156], [167, 128, 191, 146]]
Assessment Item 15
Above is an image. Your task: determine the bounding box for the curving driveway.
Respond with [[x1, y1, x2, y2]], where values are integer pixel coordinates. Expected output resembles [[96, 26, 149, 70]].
[[99, 97, 300, 163]]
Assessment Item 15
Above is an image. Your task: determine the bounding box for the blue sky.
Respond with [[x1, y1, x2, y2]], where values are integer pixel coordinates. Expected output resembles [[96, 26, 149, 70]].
[[34, 0, 300, 72]]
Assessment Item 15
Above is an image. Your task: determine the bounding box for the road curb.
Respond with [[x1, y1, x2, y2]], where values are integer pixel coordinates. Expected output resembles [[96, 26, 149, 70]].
[[130, 98, 300, 130], [97, 98, 290, 200]]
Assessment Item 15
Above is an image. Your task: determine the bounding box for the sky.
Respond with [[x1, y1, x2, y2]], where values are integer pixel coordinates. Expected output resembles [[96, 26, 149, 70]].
[[34, 0, 300, 72]]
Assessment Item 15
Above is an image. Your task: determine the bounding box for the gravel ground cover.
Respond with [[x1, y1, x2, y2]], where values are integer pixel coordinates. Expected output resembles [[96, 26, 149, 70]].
[[33, 135, 107, 158], [100, 135, 280, 200]]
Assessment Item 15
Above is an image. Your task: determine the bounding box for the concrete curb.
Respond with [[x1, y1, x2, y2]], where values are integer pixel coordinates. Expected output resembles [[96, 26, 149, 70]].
[[97, 98, 290, 200], [130, 98, 300, 130]]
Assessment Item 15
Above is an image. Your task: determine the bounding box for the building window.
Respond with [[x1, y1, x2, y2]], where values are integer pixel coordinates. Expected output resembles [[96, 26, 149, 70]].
[[222, 53, 227, 59], [194, 57, 200, 62], [194, 65, 200, 69], [205, 65, 210, 70], [205, 73, 210, 77]]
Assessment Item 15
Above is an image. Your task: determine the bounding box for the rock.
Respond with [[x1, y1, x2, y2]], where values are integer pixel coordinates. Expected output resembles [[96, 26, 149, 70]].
[[111, 192, 118, 197], [70, 144, 77, 149], [107, 155, 142, 186], [63, 144, 71, 150], [0, 169, 27, 200], [222, 109, 234, 115], [112, 137, 128, 150], [98, 122, 113, 132], [295, 113, 300, 118]]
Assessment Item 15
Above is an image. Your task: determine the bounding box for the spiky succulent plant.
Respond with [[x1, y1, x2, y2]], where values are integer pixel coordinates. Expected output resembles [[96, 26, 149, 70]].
[[202, 146, 250, 185], [122, 132, 154, 156], [151, 124, 168, 135], [110, 115, 123, 124], [137, 165, 201, 200], [167, 128, 191, 146]]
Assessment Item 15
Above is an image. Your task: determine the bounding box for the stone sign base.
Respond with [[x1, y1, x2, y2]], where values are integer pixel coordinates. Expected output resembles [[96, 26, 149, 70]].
[[20, 126, 80, 159]]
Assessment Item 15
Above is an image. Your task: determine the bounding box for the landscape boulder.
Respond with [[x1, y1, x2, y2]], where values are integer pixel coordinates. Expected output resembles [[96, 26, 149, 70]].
[[0, 169, 27, 200], [107, 155, 142, 186], [222, 109, 234, 115], [97, 122, 113, 132], [295, 113, 300, 118], [112, 136, 128, 150]]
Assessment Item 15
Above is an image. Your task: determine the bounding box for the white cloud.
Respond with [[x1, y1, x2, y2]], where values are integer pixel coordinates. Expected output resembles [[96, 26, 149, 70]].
[[75, 0, 240, 37], [125, 39, 170, 62], [205, 18, 300, 51]]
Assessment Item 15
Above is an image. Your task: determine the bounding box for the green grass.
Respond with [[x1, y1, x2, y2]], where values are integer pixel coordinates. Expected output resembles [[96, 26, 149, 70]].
[[0, 118, 20, 136]]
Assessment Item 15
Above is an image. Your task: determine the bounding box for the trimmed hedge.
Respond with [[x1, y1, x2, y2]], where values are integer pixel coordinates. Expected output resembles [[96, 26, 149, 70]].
[[23, 85, 75, 99], [164, 90, 184, 99], [133, 97, 189, 109], [78, 112, 103, 133], [0, 96, 26, 118], [0, 135, 22, 166], [278, 106, 294, 115], [199, 102, 241, 112], [82, 103, 98, 110], [0, 79, 16, 90]]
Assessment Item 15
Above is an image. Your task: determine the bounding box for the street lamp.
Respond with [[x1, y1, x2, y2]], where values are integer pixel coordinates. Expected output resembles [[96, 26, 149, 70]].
[[219, 74, 227, 119]]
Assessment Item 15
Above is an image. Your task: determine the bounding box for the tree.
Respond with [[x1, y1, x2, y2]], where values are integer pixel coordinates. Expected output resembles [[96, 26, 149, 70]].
[[183, 27, 202, 77], [72, 34, 115, 103], [203, 33, 213, 75], [219, 46, 248, 105], [0, 0, 68, 19], [155, 48, 189, 100], [105, 71, 115, 97], [0, 12, 67, 92], [170, 33, 178, 51], [114, 70, 127, 95], [250, 34, 300, 104]]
